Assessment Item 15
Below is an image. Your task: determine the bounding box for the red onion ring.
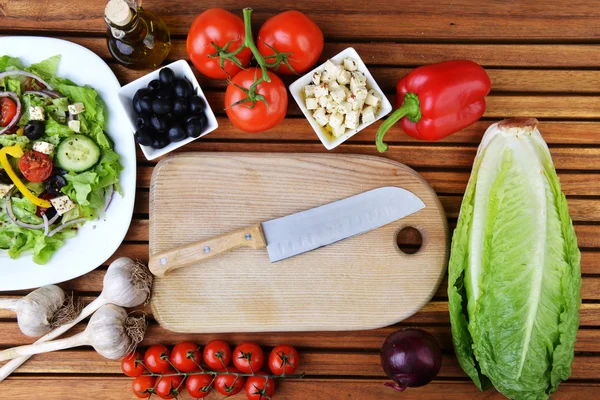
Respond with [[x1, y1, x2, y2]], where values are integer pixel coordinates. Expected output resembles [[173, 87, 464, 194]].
[[48, 218, 86, 237], [0, 92, 22, 135], [0, 70, 54, 91], [4, 186, 60, 230], [23, 90, 64, 99], [104, 184, 115, 212]]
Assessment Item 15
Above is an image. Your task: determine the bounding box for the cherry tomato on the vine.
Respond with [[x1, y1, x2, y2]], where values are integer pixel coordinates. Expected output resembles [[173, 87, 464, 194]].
[[171, 341, 201, 372], [232, 342, 264, 374], [0, 97, 17, 127], [203, 339, 232, 371], [257, 11, 324, 75], [154, 373, 184, 400], [187, 8, 252, 80], [245, 374, 276, 400], [18, 151, 52, 183], [225, 68, 287, 133], [214, 368, 245, 397], [132, 375, 156, 399], [186, 374, 214, 398], [268, 345, 300, 375], [144, 344, 171, 374], [121, 351, 146, 377]]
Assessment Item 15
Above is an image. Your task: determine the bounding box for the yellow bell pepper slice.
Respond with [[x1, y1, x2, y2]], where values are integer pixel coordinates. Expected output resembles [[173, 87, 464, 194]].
[[0, 145, 52, 208]]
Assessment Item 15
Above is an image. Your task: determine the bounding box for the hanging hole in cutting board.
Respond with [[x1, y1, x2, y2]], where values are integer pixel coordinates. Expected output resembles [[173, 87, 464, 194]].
[[396, 226, 423, 254]]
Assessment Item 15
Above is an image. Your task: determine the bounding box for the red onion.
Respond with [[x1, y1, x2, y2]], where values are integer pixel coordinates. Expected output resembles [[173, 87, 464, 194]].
[[0, 92, 22, 135], [48, 218, 87, 237], [5, 186, 60, 230], [23, 90, 63, 99], [104, 185, 115, 212], [0, 71, 54, 91], [380, 328, 442, 392]]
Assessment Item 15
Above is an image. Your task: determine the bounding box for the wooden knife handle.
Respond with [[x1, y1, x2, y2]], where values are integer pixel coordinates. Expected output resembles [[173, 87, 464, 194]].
[[149, 224, 267, 276]]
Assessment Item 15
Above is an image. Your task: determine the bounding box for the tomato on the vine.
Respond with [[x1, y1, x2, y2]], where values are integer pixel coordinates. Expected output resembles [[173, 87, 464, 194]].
[[0, 97, 17, 127], [186, 374, 214, 398], [18, 151, 52, 183], [121, 351, 146, 377], [144, 344, 171, 374], [268, 345, 299, 375], [257, 11, 324, 75], [232, 342, 265, 374], [245, 374, 276, 400], [154, 373, 184, 400], [214, 368, 245, 397], [171, 341, 201, 372], [132, 375, 156, 399], [225, 68, 287, 133], [187, 8, 252, 80], [203, 339, 232, 371]]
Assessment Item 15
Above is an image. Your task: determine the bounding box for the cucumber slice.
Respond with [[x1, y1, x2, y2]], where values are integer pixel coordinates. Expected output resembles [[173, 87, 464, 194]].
[[56, 135, 101, 172]]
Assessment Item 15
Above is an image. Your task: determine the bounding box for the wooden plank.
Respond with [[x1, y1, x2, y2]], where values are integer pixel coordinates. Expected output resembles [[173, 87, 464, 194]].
[[2, 376, 600, 400], [3, 0, 600, 41]]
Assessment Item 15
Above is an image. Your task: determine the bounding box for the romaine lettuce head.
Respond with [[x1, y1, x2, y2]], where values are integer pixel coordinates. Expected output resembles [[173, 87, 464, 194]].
[[448, 118, 581, 399]]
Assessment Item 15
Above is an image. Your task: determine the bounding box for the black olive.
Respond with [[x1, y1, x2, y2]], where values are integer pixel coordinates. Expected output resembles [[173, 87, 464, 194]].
[[186, 117, 206, 138], [135, 115, 150, 130], [44, 175, 66, 197], [138, 95, 154, 114], [172, 97, 188, 116], [148, 79, 162, 92], [23, 120, 45, 140], [173, 78, 194, 98], [188, 96, 206, 114], [0, 170, 10, 184], [43, 206, 57, 220], [135, 128, 153, 146], [152, 98, 172, 115], [156, 88, 173, 100], [159, 68, 175, 86], [168, 124, 186, 142], [54, 167, 68, 176], [133, 88, 153, 113], [150, 115, 168, 133], [152, 138, 169, 149]]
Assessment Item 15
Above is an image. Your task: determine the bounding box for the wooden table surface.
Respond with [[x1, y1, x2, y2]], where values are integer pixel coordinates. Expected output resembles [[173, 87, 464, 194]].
[[2, 0, 600, 399]]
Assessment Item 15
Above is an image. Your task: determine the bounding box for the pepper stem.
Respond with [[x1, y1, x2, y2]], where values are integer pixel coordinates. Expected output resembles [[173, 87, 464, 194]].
[[375, 92, 421, 153]]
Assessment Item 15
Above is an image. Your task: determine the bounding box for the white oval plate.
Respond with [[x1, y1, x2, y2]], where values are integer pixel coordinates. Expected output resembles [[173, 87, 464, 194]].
[[0, 37, 136, 291]]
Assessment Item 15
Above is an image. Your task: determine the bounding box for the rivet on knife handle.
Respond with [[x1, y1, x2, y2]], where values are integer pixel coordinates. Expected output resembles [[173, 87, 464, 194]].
[[148, 224, 267, 276]]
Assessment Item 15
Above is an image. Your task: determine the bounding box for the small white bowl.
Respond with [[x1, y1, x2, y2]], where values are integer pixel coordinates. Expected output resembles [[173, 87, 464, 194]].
[[117, 60, 218, 160], [289, 47, 392, 150]]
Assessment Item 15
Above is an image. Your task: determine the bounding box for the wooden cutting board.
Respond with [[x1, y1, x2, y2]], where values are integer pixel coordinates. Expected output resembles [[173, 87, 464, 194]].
[[149, 153, 448, 333]]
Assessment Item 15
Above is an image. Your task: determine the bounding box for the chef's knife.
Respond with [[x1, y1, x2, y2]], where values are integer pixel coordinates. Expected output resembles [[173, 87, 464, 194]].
[[149, 186, 425, 276]]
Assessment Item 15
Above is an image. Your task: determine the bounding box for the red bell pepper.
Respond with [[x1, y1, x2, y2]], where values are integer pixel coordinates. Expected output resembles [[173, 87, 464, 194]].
[[375, 60, 491, 152]]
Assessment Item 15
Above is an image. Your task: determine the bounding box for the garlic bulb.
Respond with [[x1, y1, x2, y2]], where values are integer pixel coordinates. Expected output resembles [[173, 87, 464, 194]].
[[0, 285, 75, 337], [0, 258, 153, 382], [0, 304, 146, 362]]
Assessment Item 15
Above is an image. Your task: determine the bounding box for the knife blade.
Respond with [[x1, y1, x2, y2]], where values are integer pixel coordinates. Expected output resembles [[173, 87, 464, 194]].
[[149, 186, 425, 276]]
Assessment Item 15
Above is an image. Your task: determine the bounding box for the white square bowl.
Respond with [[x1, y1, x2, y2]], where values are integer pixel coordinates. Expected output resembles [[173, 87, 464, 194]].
[[289, 47, 392, 150], [117, 60, 218, 160]]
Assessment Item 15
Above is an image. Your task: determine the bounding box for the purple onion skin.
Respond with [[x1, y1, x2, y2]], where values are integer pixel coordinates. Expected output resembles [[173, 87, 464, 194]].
[[380, 328, 442, 391]]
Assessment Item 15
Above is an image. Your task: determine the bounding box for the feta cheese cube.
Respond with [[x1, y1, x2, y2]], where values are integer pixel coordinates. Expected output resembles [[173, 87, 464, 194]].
[[0, 183, 14, 198], [321, 70, 333, 83], [67, 102, 85, 115], [337, 70, 351, 85], [324, 60, 341, 78], [29, 106, 45, 121], [348, 95, 365, 111], [329, 112, 344, 129], [350, 72, 367, 94], [318, 95, 330, 108], [314, 84, 329, 99], [325, 98, 337, 113], [68, 119, 81, 133], [328, 81, 340, 91], [365, 89, 382, 108], [337, 102, 352, 115], [312, 108, 329, 126], [330, 88, 346, 104], [361, 106, 376, 124], [32, 141, 55, 155], [343, 58, 358, 71], [50, 195, 76, 216], [353, 87, 368, 99], [305, 97, 319, 110], [304, 84, 316, 98], [345, 110, 360, 129], [312, 71, 321, 85], [341, 85, 352, 97], [331, 124, 346, 138]]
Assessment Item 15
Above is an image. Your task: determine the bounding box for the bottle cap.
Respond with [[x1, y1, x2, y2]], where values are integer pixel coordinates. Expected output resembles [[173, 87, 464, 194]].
[[105, 0, 133, 26]]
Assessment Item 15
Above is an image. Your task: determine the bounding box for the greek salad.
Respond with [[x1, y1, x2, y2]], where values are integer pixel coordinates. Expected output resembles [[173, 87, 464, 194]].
[[0, 55, 122, 264]]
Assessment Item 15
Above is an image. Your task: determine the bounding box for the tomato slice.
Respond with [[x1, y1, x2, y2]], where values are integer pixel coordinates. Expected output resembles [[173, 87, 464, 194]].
[[18, 151, 53, 183], [0, 98, 17, 127]]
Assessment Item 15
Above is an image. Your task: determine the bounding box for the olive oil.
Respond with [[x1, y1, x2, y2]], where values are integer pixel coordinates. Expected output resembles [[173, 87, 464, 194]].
[[104, 0, 171, 70]]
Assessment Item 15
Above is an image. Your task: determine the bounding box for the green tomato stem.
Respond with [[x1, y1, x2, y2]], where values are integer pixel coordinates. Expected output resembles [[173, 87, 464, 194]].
[[242, 8, 271, 83], [375, 92, 421, 153]]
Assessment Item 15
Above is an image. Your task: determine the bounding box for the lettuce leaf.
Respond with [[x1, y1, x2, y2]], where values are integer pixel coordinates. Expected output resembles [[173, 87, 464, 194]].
[[0, 55, 24, 72], [448, 120, 581, 400], [27, 55, 60, 80]]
